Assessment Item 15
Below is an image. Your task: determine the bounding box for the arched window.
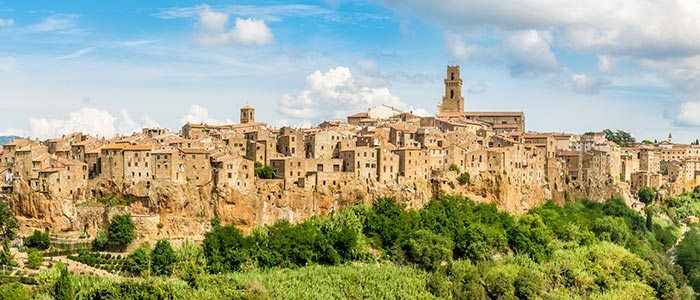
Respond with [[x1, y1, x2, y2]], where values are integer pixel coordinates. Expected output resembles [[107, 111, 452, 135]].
[[451, 73, 454, 80], [450, 90, 454, 99]]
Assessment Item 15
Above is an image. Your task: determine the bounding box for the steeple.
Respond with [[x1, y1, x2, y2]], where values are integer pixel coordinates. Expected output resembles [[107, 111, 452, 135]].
[[668, 132, 673, 144], [438, 65, 464, 114]]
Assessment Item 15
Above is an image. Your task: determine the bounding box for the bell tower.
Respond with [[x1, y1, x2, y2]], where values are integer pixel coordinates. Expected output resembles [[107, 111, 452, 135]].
[[438, 65, 464, 114], [240, 105, 255, 124]]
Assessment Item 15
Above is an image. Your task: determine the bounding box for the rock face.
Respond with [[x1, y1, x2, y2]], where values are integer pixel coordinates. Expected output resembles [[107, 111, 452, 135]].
[[0, 169, 633, 240]]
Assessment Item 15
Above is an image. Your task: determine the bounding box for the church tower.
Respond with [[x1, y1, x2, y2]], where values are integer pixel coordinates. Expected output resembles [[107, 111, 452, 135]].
[[240, 105, 255, 124], [438, 65, 464, 114]]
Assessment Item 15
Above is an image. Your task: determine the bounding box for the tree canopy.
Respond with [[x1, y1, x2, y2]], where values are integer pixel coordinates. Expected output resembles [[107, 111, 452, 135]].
[[603, 129, 636, 147], [108, 214, 136, 248]]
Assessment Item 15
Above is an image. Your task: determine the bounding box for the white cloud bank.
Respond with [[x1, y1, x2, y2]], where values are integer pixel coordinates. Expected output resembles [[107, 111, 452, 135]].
[[279, 66, 429, 125], [180, 104, 233, 125], [570, 74, 611, 94], [196, 5, 273, 46], [27, 107, 159, 139], [0, 18, 14, 29]]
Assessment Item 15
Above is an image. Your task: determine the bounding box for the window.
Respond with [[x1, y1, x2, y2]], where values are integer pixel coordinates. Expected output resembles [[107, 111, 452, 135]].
[[450, 90, 454, 99]]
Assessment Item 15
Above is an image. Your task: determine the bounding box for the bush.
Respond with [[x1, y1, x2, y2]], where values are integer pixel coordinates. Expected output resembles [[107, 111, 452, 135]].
[[638, 186, 657, 205], [402, 230, 453, 272], [108, 214, 136, 249], [514, 268, 543, 300], [52, 266, 75, 300], [24, 230, 50, 250], [128, 244, 151, 276], [254, 162, 274, 179], [457, 172, 470, 185], [151, 240, 176, 276], [448, 164, 461, 173], [27, 249, 43, 269], [92, 231, 108, 251], [0, 282, 30, 300]]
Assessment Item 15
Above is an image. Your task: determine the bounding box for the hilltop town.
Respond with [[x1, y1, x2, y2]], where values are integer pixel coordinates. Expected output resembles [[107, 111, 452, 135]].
[[0, 66, 693, 240]]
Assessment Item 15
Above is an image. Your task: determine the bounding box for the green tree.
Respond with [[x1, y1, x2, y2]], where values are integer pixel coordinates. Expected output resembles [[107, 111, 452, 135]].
[[92, 230, 108, 251], [448, 164, 461, 173], [0, 239, 16, 268], [402, 230, 453, 272], [514, 268, 543, 300], [0, 202, 18, 241], [604, 129, 636, 147], [24, 229, 50, 250], [52, 266, 75, 300], [151, 239, 176, 276], [457, 172, 470, 185], [27, 249, 43, 269], [128, 243, 151, 277], [108, 214, 136, 249], [677, 227, 700, 292], [510, 214, 553, 262], [254, 162, 274, 179], [637, 186, 656, 205], [203, 224, 248, 273]]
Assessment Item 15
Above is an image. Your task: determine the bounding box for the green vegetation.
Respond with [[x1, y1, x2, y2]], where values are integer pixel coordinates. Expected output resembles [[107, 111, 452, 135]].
[[151, 240, 176, 276], [638, 186, 657, 205], [92, 230, 108, 251], [0, 202, 17, 241], [677, 225, 700, 293], [24, 229, 50, 250], [603, 129, 636, 147], [457, 172, 470, 185], [97, 195, 134, 207], [26, 249, 43, 269], [448, 164, 460, 173], [5, 195, 700, 299], [660, 186, 700, 224], [254, 162, 274, 179], [108, 214, 136, 249]]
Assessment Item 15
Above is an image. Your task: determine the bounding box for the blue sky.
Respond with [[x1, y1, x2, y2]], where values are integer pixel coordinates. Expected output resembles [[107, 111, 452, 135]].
[[0, 1, 699, 142]]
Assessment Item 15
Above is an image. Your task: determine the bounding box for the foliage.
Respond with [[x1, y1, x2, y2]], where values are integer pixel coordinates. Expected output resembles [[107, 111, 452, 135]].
[[151, 239, 176, 276], [637, 186, 657, 205], [27, 249, 43, 269], [677, 226, 700, 293], [402, 230, 453, 271], [128, 243, 151, 276], [0, 240, 16, 268], [0, 202, 17, 241], [0, 282, 30, 300], [52, 266, 75, 300], [254, 162, 274, 179], [92, 230, 108, 251], [448, 164, 460, 173], [603, 129, 635, 147], [97, 195, 133, 207], [24, 229, 50, 250], [108, 214, 136, 248], [457, 172, 470, 185]]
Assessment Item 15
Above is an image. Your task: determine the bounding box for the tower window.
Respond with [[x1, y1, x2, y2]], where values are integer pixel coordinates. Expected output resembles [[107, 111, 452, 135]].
[[451, 73, 454, 80], [450, 90, 454, 99]]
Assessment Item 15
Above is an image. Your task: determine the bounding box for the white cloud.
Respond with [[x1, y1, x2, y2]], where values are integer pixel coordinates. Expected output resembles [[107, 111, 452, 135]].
[[0, 128, 27, 137], [467, 83, 487, 94], [570, 73, 611, 94], [444, 32, 482, 61], [28, 107, 156, 139], [120, 40, 160, 47], [504, 30, 560, 76], [58, 47, 96, 60], [279, 66, 427, 124], [180, 104, 232, 125], [0, 18, 14, 28], [597, 55, 614, 73], [675, 101, 700, 126], [27, 14, 80, 34], [195, 5, 273, 46]]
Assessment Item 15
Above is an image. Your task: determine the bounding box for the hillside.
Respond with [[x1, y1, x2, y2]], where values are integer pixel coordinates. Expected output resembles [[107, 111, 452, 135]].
[[0, 135, 21, 146]]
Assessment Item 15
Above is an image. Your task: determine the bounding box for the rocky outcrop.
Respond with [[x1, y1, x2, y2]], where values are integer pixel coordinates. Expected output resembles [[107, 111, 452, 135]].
[[0, 170, 631, 241]]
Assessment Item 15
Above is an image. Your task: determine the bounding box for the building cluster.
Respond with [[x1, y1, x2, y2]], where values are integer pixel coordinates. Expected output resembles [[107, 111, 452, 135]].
[[1, 66, 697, 202]]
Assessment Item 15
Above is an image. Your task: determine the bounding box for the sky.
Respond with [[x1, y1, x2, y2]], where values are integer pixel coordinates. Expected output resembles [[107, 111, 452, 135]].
[[1, 1, 700, 142]]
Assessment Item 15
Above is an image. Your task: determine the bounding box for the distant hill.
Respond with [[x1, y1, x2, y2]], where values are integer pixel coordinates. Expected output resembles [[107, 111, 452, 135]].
[[0, 136, 22, 146]]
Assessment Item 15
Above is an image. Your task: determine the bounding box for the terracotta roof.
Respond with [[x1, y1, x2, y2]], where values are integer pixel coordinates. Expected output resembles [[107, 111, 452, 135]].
[[102, 144, 126, 150], [348, 112, 369, 118], [179, 147, 209, 154], [463, 111, 524, 117], [39, 167, 62, 173], [124, 145, 152, 151]]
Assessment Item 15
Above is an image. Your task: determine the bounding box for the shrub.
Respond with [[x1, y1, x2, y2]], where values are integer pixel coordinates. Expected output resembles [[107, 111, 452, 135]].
[[27, 249, 43, 269], [514, 268, 543, 300], [448, 164, 461, 173], [151, 240, 176, 276], [402, 230, 453, 272], [128, 244, 151, 276], [457, 172, 470, 185], [108, 214, 136, 249], [254, 162, 274, 179], [637, 186, 657, 205], [52, 266, 75, 300], [92, 231, 108, 251], [24, 230, 50, 250]]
